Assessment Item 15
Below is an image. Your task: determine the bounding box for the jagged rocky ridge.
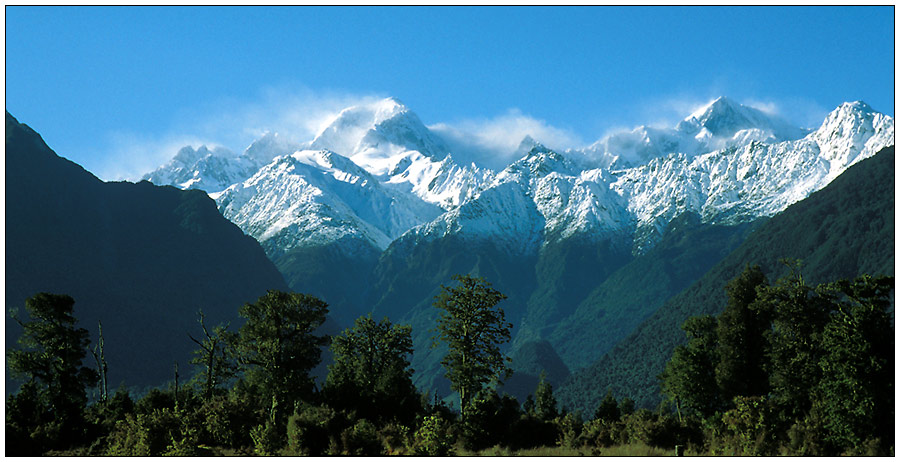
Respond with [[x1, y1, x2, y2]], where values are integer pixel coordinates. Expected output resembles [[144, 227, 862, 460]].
[[146, 97, 892, 262], [143, 97, 894, 395]]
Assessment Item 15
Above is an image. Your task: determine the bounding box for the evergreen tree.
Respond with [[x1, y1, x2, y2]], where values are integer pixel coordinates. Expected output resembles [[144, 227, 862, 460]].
[[533, 371, 558, 421], [7, 293, 99, 453], [659, 315, 719, 420], [757, 263, 829, 424], [324, 314, 419, 425], [619, 397, 635, 416], [462, 390, 523, 450], [595, 389, 621, 422], [813, 275, 894, 454], [715, 264, 770, 402], [433, 274, 512, 420], [233, 290, 329, 427], [656, 262, 895, 454]]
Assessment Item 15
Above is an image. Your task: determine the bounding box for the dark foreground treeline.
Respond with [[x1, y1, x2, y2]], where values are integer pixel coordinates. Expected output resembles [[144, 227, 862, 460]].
[[5, 267, 894, 456], [658, 262, 893, 456]]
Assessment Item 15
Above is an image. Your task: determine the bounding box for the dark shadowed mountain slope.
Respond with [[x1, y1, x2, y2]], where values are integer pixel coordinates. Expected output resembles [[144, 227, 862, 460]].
[[557, 145, 895, 413], [6, 111, 289, 390], [546, 213, 760, 371]]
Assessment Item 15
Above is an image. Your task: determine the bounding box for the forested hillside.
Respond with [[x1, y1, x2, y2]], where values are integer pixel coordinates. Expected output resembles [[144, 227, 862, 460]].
[[546, 212, 760, 370], [5, 111, 290, 389], [557, 145, 895, 413]]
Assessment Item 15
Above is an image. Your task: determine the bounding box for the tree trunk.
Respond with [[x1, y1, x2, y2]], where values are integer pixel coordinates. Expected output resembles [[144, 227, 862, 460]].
[[174, 361, 180, 407]]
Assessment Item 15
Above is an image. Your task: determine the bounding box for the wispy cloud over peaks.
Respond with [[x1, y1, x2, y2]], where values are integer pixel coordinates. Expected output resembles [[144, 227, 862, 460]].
[[98, 86, 835, 182], [630, 93, 826, 132], [100, 86, 389, 181], [180, 85, 391, 150], [97, 132, 214, 182], [429, 109, 585, 169]]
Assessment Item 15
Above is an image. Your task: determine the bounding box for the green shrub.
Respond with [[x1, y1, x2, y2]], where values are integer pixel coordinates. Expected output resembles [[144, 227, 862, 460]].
[[719, 396, 776, 456], [622, 409, 655, 446], [134, 389, 175, 415], [505, 414, 557, 450], [195, 393, 260, 449], [337, 419, 383, 455], [783, 413, 826, 456], [377, 422, 413, 455], [553, 412, 583, 448], [5, 382, 54, 456], [461, 392, 522, 450], [411, 414, 455, 456], [286, 404, 343, 456], [619, 409, 701, 451], [250, 420, 283, 456], [582, 418, 625, 447], [83, 389, 137, 455], [162, 426, 201, 457], [105, 407, 198, 456]]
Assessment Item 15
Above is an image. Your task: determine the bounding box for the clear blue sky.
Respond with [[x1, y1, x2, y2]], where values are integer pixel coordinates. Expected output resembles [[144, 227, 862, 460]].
[[6, 6, 895, 179]]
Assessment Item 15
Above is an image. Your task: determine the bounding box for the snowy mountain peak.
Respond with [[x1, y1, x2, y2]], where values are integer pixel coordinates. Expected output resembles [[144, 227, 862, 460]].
[[811, 100, 893, 169], [685, 96, 740, 123], [324, 97, 409, 130], [172, 144, 234, 164], [144, 132, 302, 194], [817, 100, 890, 136], [502, 143, 573, 180], [823, 100, 878, 124], [584, 97, 811, 170], [308, 97, 451, 178], [677, 96, 803, 140], [244, 131, 302, 166], [141, 97, 893, 267], [841, 100, 874, 112], [311, 97, 442, 154], [142, 144, 245, 192], [369, 96, 409, 123], [172, 145, 201, 164], [288, 148, 373, 181], [517, 135, 541, 152]]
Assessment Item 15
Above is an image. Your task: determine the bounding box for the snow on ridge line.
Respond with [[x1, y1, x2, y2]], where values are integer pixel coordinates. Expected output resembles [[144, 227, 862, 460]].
[[142, 98, 893, 260], [401, 102, 892, 255]]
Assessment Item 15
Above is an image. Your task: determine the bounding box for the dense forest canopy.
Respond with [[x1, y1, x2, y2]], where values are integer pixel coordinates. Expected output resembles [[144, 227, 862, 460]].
[[6, 262, 893, 455]]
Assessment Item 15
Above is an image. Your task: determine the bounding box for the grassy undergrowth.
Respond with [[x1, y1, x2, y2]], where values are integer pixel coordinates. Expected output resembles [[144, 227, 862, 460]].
[[460, 443, 674, 456]]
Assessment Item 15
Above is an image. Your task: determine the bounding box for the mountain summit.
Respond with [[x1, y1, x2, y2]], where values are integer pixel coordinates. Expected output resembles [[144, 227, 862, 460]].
[[310, 97, 451, 175], [141, 97, 893, 355], [586, 97, 812, 169], [677, 96, 809, 141], [143, 96, 893, 260], [143, 96, 892, 243]]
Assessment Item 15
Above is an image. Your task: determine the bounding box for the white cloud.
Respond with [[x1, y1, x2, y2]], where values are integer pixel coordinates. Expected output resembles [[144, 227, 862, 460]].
[[641, 95, 722, 129], [763, 97, 830, 129], [183, 85, 389, 149], [429, 109, 586, 170], [96, 132, 214, 181], [97, 85, 388, 181], [743, 98, 782, 117], [636, 93, 826, 131], [96, 85, 834, 181]]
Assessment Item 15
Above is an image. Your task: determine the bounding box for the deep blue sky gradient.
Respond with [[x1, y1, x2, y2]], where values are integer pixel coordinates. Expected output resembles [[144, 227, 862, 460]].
[[6, 6, 895, 179]]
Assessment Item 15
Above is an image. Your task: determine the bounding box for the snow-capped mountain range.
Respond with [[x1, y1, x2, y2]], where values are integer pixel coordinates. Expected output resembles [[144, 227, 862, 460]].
[[143, 96, 894, 260], [582, 96, 812, 169]]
